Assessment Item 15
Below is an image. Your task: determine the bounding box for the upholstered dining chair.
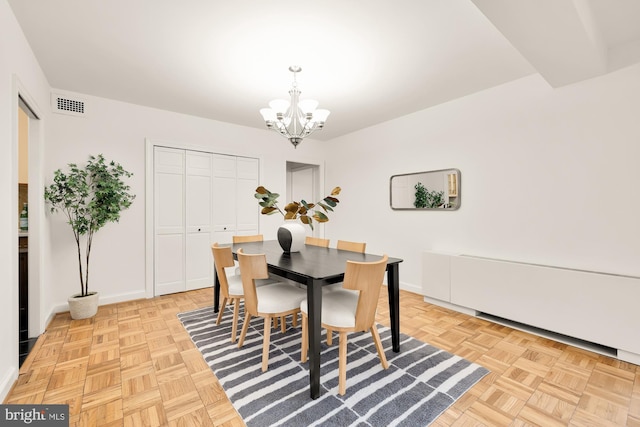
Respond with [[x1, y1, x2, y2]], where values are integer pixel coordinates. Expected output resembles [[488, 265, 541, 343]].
[[236, 248, 307, 372], [211, 243, 276, 341], [233, 233, 285, 329], [300, 254, 389, 395], [326, 239, 367, 344], [305, 236, 330, 247], [211, 243, 246, 343]]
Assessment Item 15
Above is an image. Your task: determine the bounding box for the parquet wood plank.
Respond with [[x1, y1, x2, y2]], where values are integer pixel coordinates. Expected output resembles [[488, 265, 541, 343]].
[[123, 402, 168, 427], [3, 287, 638, 426]]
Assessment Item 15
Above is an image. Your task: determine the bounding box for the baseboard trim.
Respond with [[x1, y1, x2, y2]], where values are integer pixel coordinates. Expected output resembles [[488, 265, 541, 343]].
[[50, 290, 148, 316], [0, 366, 18, 403], [422, 296, 477, 316], [399, 282, 421, 295]]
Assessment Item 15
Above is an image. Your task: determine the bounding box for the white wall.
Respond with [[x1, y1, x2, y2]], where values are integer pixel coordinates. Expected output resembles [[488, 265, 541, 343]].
[[0, 0, 51, 401], [45, 92, 327, 312], [324, 65, 640, 293]]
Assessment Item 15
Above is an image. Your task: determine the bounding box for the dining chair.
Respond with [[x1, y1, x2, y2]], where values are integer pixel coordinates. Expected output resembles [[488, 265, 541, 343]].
[[211, 243, 246, 343], [336, 240, 366, 253], [233, 233, 285, 328], [300, 254, 389, 395], [232, 234, 264, 244], [305, 236, 330, 247], [212, 243, 276, 342], [236, 248, 307, 372], [326, 239, 367, 344]]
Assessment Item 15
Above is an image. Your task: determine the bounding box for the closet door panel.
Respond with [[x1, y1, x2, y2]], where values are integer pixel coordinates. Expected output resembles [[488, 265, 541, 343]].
[[154, 148, 185, 295], [186, 232, 212, 290], [212, 155, 238, 242], [236, 157, 259, 234], [186, 152, 212, 233], [155, 235, 185, 295], [186, 151, 212, 290]]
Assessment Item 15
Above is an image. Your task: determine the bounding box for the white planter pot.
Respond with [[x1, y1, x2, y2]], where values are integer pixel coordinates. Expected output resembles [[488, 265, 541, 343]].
[[277, 220, 306, 253], [68, 291, 99, 319]]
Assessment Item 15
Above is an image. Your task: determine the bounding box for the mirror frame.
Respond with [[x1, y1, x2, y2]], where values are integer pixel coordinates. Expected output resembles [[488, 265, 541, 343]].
[[389, 168, 461, 211]]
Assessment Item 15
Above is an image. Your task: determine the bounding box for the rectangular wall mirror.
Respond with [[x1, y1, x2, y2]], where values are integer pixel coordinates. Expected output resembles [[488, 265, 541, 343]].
[[390, 168, 461, 210]]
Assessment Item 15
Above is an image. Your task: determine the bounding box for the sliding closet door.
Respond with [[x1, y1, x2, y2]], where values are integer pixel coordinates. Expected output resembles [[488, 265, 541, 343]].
[[185, 152, 213, 290], [154, 148, 185, 296]]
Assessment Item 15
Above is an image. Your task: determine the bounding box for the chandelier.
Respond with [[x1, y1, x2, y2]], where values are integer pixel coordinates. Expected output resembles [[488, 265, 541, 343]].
[[260, 66, 330, 148]]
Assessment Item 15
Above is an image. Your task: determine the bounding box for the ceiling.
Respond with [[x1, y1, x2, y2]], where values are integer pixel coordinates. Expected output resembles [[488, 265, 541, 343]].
[[8, 0, 640, 140]]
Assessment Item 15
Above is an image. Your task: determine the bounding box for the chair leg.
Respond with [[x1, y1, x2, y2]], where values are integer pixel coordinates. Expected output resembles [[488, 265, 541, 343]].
[[273, 317, 278, 329], [370, 326, 389, 369], [262, 317, 271, 372], [237, 313, 252, 348], [338, 332, 347, 396], [292, 311, 298, 327], [327, 328, 333, 346], [301, 313, 308, 363], [216, 297, 228, 325], [230, 298, 240, 343], [281, 315, 286, 333]]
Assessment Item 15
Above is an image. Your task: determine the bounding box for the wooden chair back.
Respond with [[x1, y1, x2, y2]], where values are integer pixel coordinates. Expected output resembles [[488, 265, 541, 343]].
[[236, 249, 269, 316], [336, 240, 366, 253], [211, 243, 235, 298], [232, 234, 264, 243], [343, 254, 388, 332], [305, 236, 330, 247]]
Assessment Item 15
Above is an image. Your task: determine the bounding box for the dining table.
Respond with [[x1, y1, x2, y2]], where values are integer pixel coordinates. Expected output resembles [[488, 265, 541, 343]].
[[213, 240, 403, 399]]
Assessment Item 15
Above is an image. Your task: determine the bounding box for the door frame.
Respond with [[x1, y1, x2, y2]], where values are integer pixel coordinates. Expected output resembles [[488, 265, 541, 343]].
[[12, 76, 45, 339]]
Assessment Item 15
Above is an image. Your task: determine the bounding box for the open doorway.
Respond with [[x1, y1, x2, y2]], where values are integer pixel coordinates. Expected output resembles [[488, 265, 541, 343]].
[[17, 94, 40, 366], [286, 161, 321, 237]]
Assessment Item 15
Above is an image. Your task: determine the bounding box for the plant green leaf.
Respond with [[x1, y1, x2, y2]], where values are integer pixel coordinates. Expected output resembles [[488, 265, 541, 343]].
[[312, 211, 329, 222]]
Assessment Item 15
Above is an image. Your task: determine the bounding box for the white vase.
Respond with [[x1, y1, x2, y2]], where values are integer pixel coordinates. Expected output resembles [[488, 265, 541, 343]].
[[277, 220, 306, 253], [68, 291, 99, 319]]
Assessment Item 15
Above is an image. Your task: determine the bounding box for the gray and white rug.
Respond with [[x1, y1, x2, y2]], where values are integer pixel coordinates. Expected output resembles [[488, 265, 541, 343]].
[[178, 305, 488, 427]]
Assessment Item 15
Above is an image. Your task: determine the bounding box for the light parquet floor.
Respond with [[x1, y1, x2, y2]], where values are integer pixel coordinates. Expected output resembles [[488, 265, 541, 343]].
[[5, 287, 640, 426]]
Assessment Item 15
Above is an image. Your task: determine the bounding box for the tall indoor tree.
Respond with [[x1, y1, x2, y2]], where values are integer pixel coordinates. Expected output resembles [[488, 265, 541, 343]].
[[44, 154, 135, 300]]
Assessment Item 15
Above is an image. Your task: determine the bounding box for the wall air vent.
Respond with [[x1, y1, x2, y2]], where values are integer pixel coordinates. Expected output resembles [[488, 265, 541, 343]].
[[51, 93, 87, 117]]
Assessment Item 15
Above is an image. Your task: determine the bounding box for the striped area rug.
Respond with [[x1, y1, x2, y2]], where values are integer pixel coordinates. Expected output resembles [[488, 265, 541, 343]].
[[178, 305, 488, 427]]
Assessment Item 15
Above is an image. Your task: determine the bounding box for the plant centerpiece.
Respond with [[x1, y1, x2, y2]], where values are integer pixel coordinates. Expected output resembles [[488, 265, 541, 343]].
[[255, 186, 341, 252], [44, 154, 135, 319]]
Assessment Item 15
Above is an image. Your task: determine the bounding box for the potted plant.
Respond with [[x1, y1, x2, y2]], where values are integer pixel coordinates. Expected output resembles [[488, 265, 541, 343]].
[[44, 154, 135, 319], [255, 186, 341, 252]]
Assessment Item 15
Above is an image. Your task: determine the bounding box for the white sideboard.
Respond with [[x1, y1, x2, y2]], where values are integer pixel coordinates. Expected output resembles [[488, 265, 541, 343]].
[[422, 252, 640, 364]]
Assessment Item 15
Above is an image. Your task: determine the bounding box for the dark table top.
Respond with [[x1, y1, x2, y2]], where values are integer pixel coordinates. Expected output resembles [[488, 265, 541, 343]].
[[230, 240, 403, 282]]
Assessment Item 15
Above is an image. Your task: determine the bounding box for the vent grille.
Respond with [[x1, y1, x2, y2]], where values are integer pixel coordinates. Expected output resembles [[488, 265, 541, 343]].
[[51, 93, 87, 117], [57, 97, 84, 114]]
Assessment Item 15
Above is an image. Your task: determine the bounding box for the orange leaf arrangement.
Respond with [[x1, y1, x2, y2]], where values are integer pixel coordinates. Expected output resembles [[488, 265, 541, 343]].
[[254, 186, 341, 230]]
